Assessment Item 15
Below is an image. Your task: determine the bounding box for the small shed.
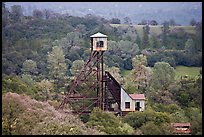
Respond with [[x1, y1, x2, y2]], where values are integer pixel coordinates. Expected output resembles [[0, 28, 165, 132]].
[[120, 89, 145, 112], [90, 32, 108, 51], [171, 123, 191, 134], [129, 94, 145, 111]]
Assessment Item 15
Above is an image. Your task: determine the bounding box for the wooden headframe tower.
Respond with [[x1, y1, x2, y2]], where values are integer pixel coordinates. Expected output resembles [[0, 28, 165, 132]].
[[57, 32, 108, 115]]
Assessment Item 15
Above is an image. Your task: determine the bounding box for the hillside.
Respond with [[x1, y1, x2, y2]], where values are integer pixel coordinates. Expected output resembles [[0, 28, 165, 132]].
[[5, 2, 202, 25], [110, 24, 196, 37], [2, 3, 202, 135], [2, 92, 105, 135]]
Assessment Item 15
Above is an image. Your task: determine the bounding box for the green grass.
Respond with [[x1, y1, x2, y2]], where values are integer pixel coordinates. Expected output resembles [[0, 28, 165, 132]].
[[121, 66, 201, 80], [110, 24, 196, 38], [175, 66, 201, 80], [121, 70, 131, 77]]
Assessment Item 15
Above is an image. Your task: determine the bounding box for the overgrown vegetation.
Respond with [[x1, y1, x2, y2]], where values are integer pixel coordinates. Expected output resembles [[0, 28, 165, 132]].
[[2, 92, 105, 135], [2, 3, 202, 135]]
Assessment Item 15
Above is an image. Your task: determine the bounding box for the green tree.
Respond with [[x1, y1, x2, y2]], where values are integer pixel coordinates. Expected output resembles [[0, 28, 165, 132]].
[[37, 79, 54, 101], [21, 59, 37, 75], [123, 109, 171, 129], [47, 46, 67, 92], [122, 25, 137, 42], [54, 32, 84, 61], [185, 38, 196, 54], [150, 33, 160, 49], [136, 35, 142, 50], [106, 66, 123, 84], [110, 18, 121, 24], [117, 40, 139, 57], [21, 74, 36, 86], [70, 60, 85, 76], [151, 62, 175, 90], [131, 55, 152, 93], [140, 122, 173, 135], [2, 2, 10, 28], [87, 107, 134, 135], [184, 107, 202, 135], [161, 21, 170, 48], [142, 25, 150, 49], [33, 9, 44, 19], [194, 21, 202, 52], [10, 5, 23, 22], [2, 97, 25, 135]]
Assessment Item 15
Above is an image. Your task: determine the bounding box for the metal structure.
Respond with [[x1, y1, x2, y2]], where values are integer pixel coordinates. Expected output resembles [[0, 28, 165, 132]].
[[57, 32, 142, 116], [57, 32, 108, 115]]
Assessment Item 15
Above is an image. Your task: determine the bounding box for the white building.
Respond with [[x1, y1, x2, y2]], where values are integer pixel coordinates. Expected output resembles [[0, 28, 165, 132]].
[[121, 88, 145, 112]]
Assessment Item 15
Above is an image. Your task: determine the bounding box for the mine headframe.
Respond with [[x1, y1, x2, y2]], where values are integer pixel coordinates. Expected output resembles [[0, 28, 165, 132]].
[[57, 32, 108, 115]]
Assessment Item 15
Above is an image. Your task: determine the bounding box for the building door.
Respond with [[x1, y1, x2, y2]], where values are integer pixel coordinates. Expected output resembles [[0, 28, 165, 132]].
[[135, 102, 140, 111]]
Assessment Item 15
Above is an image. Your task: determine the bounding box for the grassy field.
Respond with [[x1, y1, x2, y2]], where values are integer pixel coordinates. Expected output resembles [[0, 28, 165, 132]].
[[121, 65, 201, 80], [110, 24, 196, 37], [175, 66, 201, 80]]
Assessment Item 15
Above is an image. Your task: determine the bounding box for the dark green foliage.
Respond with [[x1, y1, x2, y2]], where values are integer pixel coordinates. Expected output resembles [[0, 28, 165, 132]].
[[10, 5, 24, 22], [169, 76, 202, 108], [2, 74, 42, 100], [140, 122, 173, 135], [184, 107, 202, 135], [2, 95, 25, 135], [110, 18, 121, 24], [123, 109, 171, 129], [161, 21, 170, 48], [152, 103, 181, 114], [142, 25, 150, 49], [168, 28, 188, 50], [147, 50, 202, 67], [2, 5, 202, 135], [123, 57, 133, 70], [87, 107, 134, 135]]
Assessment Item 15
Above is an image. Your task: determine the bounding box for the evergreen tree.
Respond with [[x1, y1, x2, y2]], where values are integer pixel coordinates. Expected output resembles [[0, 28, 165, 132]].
[[150, 34, 160, 49], [185, 38, 196, 54], [136, 35, 142, 50], [47, 46, 67, 92], [142, 25, 150, 49], [131, 54, 152, 93], [161, 21, 170, 48], [10, 5, 24, 22]]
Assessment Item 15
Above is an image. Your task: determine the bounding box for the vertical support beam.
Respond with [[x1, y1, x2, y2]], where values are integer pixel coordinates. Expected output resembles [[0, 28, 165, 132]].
[[101, 51, 104, 110], [96, 52, 100, 107], [104, 72, 108, 111]]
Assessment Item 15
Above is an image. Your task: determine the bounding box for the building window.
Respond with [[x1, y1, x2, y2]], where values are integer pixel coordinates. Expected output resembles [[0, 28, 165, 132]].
[[96, 41, 104, 47], [125, 102, 130, 109]]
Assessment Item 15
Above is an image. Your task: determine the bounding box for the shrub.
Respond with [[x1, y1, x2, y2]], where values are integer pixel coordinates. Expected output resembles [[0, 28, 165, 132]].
[[123, 109, 171, 129], [86, 107, 134, 135]]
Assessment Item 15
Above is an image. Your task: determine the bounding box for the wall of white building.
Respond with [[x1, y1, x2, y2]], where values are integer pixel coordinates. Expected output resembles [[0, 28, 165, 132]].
[[120, 87, 145, 112], [120, 88, 135, 111]]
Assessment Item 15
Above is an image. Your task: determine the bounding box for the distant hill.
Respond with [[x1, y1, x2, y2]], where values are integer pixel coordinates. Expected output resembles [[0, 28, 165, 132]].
[[5, 2, 202, 25]]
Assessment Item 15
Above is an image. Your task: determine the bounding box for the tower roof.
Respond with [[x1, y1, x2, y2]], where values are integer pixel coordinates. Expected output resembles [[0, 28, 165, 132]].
[[90, 32, 107, 38]]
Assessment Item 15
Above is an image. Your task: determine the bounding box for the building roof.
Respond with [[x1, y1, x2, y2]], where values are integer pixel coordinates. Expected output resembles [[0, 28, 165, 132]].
[[129, 94, 145, 100], [90, 32, 107, 38], [171, 123, 191, 127]]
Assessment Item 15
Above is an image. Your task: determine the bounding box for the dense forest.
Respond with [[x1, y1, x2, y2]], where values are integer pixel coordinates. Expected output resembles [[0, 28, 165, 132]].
[[2, 3, 202, 135]]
